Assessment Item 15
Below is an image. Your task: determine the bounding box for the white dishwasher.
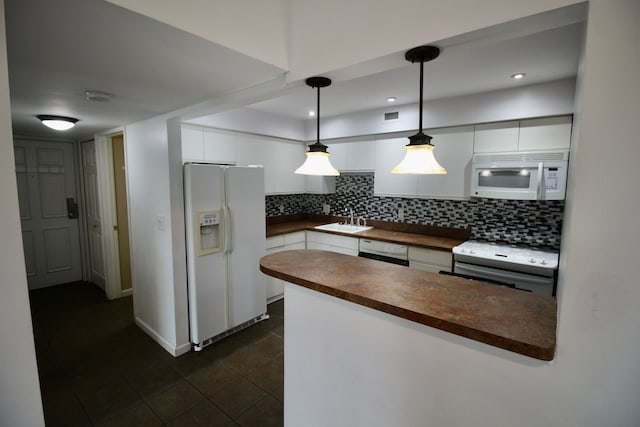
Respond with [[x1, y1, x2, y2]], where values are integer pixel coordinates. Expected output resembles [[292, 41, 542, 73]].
[[358, 238, 409, 266]]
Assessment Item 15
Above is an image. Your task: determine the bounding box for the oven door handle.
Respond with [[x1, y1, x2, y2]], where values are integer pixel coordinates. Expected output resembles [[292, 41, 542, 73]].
[[454, 262, 551, 286]]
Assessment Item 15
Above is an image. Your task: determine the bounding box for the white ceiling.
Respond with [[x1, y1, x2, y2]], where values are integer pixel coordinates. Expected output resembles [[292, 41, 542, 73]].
[[4, 0, 285, 140], [4, 0, 585, 141]]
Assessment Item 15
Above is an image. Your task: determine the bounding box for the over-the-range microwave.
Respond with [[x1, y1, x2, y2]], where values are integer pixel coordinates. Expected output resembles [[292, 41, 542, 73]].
[[471, 150, 569, 200]]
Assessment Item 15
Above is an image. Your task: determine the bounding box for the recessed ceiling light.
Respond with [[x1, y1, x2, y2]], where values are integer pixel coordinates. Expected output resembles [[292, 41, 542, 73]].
[[387, 97, 397, 103], [308, 111, 316, 117], [511, 73, 526, 80], [36, 115, 78, 131]]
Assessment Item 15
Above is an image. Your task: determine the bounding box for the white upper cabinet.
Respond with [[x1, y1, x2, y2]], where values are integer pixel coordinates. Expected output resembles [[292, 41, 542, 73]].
[[518, 116, 572, 151], [417, 126, 474, 199], [473, 116, 572, 153], [272, 141, 306, 194], [374, 137, 418, 197], [203, 128, 236, 164], [327, 140, 375, 172], [473, 121, 520, 153], [181, 125, 204, 162], [325, 143, 347, 171], [305, 175, 336, 194], [236, 134, 305, 195], [236, 133, 275, 194]]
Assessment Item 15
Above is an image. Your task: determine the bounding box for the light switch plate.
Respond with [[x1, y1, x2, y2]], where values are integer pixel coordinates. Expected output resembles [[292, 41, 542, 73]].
[[323, 204, 330, 214]]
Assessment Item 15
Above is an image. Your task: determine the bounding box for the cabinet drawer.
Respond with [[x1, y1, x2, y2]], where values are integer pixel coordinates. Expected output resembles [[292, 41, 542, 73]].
[[408, 247, 452, 268], [283, 231, 306, 245], [266, 235, 284, 249], [307, 241, 358, 256], [306, 231, 359, 251]]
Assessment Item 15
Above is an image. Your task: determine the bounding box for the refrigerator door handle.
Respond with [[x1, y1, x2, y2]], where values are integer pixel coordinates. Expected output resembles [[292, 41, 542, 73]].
[[227, 206, 234, 254]]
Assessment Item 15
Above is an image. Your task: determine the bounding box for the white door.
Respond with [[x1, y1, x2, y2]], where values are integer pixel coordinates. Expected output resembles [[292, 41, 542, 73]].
[[14, 139, 83, 289], [81, 140, 106, 290]]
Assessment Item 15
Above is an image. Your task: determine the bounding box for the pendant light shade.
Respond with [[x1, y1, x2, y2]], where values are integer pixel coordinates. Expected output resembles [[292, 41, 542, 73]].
[[391, 46, 446, 175], [37, 115, 78, 131], [295, 77, 339, 176]]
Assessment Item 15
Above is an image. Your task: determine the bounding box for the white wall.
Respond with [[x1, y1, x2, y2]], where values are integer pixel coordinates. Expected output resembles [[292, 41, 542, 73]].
[[315, 78, 576, 141], [124, 115, 190, 356], [186, 106, 307, 141], [0, 1, 45, 425]]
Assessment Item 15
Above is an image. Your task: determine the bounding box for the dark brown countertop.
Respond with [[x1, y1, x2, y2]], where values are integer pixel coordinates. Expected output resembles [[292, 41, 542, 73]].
[[260, 249, 557, 361], [266, 214, 469, 251]]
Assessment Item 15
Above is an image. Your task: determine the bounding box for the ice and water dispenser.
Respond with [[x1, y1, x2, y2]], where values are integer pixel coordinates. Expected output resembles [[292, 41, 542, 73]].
[[195, 209, 223, 256]]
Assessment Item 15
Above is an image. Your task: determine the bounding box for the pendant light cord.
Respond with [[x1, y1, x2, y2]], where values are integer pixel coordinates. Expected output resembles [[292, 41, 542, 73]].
[[316, 86, 321, 143], [418, 59, 424, 133]]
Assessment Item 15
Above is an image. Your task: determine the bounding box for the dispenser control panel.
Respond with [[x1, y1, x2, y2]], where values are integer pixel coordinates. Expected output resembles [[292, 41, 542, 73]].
[[195, 209, 223, 256]]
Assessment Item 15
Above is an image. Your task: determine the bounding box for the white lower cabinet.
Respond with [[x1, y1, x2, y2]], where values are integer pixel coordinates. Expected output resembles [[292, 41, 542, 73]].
[[306, 231, 359, 256], [265, 231, 306, 302], [408, 246, 452, 273]]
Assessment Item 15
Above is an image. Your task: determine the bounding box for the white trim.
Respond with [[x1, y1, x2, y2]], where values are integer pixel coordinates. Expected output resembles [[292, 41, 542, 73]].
[[121, 288, 133, 297], [95, 134, 121, 300], [134, 316, 191, 356]]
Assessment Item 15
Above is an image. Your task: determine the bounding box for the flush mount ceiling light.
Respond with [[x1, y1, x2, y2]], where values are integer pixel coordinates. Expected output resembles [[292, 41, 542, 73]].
[[295, 77, 339, 176], [387, 97, 397, 103], [391, 45, 446, 175], [511, 72, 526, 80], [36, 115, 78, 131]]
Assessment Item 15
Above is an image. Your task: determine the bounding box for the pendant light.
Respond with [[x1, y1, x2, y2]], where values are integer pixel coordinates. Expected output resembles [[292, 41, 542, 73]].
[[294, 77, 339, 176], [391, 46, 446, 175]]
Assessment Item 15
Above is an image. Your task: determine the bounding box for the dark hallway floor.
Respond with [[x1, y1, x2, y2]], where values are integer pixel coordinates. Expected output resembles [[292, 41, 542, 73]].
[[29, 282, 284, 426]]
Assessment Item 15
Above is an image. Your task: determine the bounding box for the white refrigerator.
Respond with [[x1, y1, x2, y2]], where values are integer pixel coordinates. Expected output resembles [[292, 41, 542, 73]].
[[184, 163, 268, 351]]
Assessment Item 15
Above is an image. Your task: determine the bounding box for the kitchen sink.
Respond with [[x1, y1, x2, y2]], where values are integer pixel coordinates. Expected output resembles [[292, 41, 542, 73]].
[[314, 222, 373, 234]]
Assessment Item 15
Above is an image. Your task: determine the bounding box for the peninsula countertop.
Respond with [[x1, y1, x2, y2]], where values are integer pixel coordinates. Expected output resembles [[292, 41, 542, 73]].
[[260, 249, 557, 361], [266, 214, 470, 251]]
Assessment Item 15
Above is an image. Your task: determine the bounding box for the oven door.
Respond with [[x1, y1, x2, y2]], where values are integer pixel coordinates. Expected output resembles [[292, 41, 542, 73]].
[[454, 261, 555, 296]]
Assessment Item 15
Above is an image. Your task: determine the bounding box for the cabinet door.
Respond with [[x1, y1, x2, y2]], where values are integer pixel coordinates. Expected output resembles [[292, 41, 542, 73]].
[[518, 116, 572, 151], [236, 134, 274, 194], [417, 126, 474, 199], [181, 126, 204, 162], [347, 140, 375, 171], [273, 141, 306, 194], [305, 176, 336, 194], [374, 137, 418, 197], [203, 129, 236, 164], [325, 143, 347, 171], [474, 121, 519, 153]]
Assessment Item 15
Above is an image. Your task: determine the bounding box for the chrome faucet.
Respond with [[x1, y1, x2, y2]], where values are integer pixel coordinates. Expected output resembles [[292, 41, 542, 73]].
[[357, 216, 366, 226], [344, 207, 354, 225]]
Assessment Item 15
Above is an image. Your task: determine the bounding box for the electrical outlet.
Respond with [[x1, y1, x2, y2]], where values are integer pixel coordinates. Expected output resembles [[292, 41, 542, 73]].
[[279, 205, 285, 214], [322, 204, 330, 214], [398, 207, 404, 222]]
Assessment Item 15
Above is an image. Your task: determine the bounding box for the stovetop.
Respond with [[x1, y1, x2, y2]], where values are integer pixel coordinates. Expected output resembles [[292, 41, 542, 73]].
[[452, 240, 559, 270]]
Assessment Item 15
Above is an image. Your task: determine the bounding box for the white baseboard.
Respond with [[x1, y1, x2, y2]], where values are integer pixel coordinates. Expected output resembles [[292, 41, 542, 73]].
[[134, 316, 191, 357]]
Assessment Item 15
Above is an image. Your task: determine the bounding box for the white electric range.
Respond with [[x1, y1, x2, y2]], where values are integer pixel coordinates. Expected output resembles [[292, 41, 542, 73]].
[[452, 240, 559, 296]]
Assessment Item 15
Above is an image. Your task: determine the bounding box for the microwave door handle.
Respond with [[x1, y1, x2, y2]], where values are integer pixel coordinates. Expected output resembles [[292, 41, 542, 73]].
[[536, 162, 545, 200]]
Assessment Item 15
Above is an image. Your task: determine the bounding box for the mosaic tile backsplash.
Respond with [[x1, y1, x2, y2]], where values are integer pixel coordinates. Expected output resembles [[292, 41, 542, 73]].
[[266, 173, 564, 250]]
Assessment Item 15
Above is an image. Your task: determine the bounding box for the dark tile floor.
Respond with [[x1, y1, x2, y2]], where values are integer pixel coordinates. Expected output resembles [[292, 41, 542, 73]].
[[29, 281, 284, 426]]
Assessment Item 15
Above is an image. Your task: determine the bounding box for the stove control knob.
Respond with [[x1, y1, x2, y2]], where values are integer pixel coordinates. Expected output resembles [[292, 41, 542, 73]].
[[460, 249, 466, 253], [529, 258, 537, 264], [470, 250, 476, 254], [540, 260, 548, 265]]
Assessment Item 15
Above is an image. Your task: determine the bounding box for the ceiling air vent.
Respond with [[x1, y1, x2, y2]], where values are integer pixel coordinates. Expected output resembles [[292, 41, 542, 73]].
[[384, 112, 399, 121]]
